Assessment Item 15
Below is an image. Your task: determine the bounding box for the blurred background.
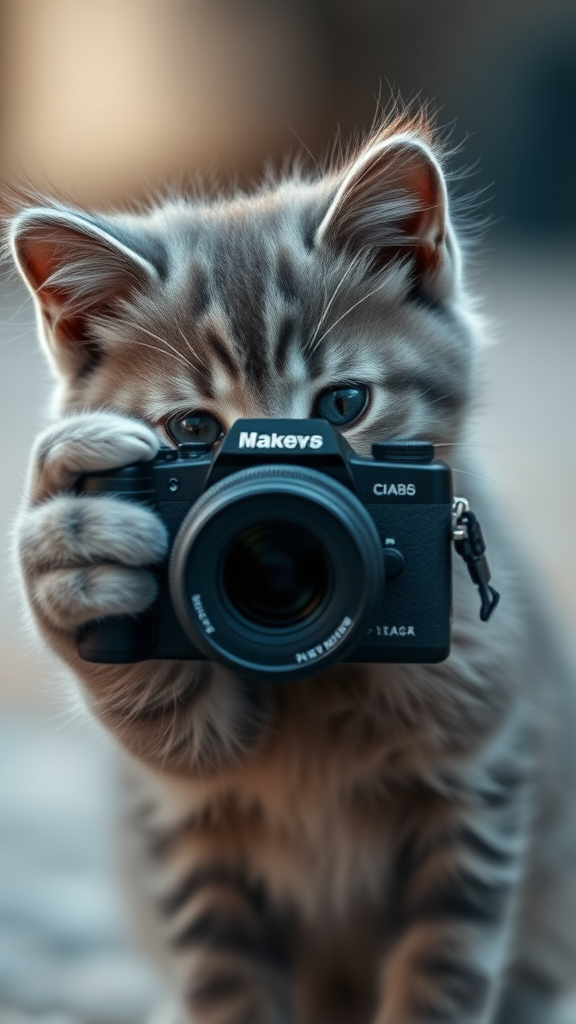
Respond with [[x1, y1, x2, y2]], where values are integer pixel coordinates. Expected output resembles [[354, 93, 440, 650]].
[[0, 1, 575, 1021]]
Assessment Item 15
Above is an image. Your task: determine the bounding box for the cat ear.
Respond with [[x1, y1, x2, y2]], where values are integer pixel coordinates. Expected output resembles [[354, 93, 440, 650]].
[[316, 135, 458, 297], [10, 208, 159, 376]]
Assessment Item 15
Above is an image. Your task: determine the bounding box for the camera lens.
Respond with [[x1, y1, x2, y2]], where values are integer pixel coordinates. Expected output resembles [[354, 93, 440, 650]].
[[169, 464, 382, 681], [222, 521, 329, 627]]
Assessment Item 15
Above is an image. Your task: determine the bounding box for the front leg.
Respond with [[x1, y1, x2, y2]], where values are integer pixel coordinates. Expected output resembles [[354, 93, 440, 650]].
[[375, 745, 530, 1024], [15, 412, 271, 775], [161, 870, 293, 1024], [132, 794, 294, 1024]]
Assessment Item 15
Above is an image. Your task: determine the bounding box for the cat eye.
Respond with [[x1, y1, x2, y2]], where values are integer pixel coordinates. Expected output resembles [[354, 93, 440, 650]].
[[164, 410, 224, 448], [314, 384, 369, 426]]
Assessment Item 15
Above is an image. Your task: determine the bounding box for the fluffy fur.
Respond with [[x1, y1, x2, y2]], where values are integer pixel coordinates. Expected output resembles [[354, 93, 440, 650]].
[[5, 115, 576, 1024]]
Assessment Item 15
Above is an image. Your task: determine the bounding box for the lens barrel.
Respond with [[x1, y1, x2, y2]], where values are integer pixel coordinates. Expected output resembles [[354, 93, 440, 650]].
[[169, 464, 383, 681]]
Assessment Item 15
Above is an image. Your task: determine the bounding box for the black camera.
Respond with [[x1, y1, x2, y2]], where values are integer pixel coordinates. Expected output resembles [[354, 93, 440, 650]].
[[77, 418, 458, 680]]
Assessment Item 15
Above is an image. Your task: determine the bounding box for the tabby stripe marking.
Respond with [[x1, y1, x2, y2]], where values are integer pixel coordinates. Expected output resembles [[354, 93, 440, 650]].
[[407, 870, 511, 925], [160, 864, 264, 917], [458, 827, 516, 866], [187, 970, 248, 1012], [204, 326, 239, 378], [172, 907, 265, 957], [413, 952, 490, 1018]]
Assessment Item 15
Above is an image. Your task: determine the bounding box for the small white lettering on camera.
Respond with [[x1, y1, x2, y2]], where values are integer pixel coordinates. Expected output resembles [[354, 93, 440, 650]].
[[373, 482, 416, 497], [191, 593, 216, 634], [295, 615, 352, 663], [374, 624, 415, 637]]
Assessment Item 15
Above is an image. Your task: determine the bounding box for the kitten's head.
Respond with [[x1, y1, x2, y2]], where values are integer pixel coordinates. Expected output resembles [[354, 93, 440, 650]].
[[7, 117, 480, 453]]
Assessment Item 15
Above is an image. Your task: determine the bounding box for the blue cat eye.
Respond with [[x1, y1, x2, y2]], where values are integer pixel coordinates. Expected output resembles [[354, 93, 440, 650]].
[[314, 384, 369, 426], [165, 410, 224, 447]]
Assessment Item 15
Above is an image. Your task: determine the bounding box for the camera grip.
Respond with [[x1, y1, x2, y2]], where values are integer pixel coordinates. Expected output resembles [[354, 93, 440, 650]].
[[76, 462, 156, 503], [78, 614, 154, 663], [75, 463, 159, 662]]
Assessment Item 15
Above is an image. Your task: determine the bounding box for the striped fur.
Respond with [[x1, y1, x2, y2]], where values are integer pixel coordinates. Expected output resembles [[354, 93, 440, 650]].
[[6, 115, 576, 1023]]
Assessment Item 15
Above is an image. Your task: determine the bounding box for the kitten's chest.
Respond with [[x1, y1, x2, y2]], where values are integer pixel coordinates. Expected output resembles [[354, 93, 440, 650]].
[[142, 705, 408, 920], [244, 770, 401, 918]]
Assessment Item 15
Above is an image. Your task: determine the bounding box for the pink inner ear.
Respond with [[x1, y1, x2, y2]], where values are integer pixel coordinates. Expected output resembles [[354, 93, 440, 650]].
[[15, 228, 90, 344], [400, 156, 445, 244], [17, 230, 83, 335], [16, 234, 52, 294], [12, 214, 153, 351], [17, 223, 81, 290], [318, 138, 448, 278]]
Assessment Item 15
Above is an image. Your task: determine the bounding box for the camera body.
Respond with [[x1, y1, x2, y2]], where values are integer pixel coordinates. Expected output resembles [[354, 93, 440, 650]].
[[77, 419, 454, 681]]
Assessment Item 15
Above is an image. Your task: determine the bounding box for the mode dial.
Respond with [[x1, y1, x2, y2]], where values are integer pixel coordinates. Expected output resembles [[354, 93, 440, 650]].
[[372, 440, 434, 463]]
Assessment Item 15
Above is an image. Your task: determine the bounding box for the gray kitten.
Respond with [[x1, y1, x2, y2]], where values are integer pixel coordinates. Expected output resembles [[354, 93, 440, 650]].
[[6, 114, 576, 1024]]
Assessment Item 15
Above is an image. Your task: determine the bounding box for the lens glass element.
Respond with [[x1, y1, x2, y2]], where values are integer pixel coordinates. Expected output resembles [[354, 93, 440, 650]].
[[222, 520, 329, 628]]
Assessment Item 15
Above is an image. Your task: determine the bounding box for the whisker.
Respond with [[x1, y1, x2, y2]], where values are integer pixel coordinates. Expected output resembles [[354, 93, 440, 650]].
[[122, 317, 214, 384], [383, 374, 464, 409], [122, 318, 202, 375], [311, 283, 328, 345], [307, 256, 361, 350], [176, 324, 208, 376], [146, 328, 196, 370], [420, 388, 460, 407], [395, 378, 468, 409], [287, 122, 320, 172], [311, 280, 388, 350], [128, 340, 193, 371], [122, 320, 173, 348], [434, 442, 517, 451], [451, 465, 522, 498]]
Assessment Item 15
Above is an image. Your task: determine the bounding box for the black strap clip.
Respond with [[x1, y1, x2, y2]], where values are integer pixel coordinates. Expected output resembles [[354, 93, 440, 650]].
[[452, 499, 500, 622]]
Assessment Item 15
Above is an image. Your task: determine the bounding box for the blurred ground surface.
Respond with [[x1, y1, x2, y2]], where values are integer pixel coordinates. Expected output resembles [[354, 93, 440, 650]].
[[0, 718, 166, 1024], [0, 249, 575, 1021]]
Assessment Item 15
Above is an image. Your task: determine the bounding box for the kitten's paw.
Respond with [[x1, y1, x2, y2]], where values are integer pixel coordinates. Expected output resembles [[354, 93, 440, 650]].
[[19, 494, 168, 569], [32, 564, 158, 629], [17, 494, 168, 631], [28, 411, 160, 503]]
